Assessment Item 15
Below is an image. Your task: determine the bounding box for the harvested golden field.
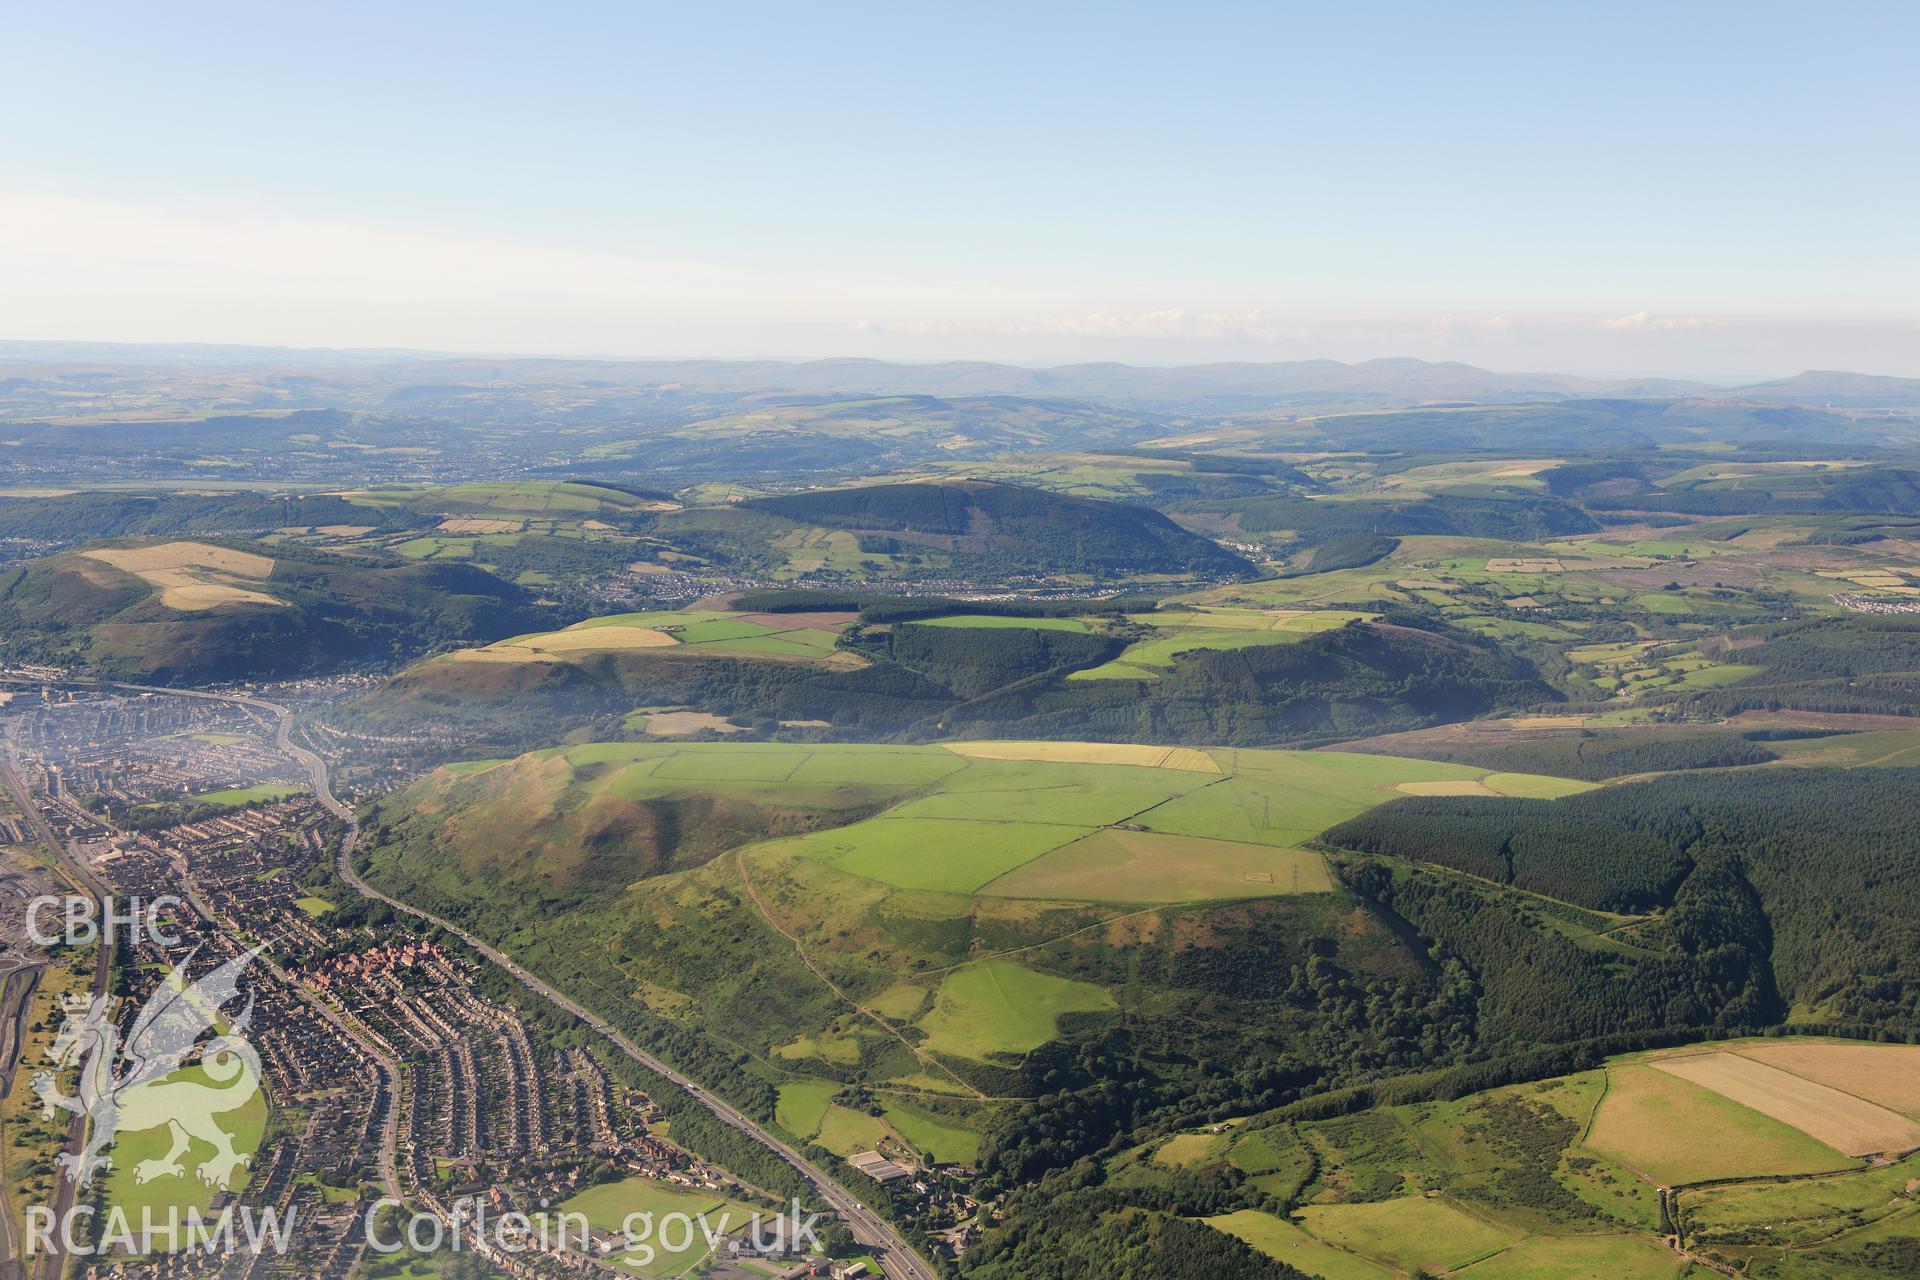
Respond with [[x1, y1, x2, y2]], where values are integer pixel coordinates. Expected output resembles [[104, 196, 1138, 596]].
[[1651, 1051, 1920, 1156], [1586, 1062, 1854, 1183], [82, 542, 283, 610], [437, 517, 524, 533], [944, 741, 1222, 772], [1396, 779, 1497, 796], [641, 711, 745, 736], [313, 524, 375, 536], [1731, 1041, 1920, 1115], [86, 541, 273, 578]]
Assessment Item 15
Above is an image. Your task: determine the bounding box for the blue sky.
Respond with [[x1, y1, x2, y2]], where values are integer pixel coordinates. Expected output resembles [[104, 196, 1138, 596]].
[[5, 1, 1917, 376]]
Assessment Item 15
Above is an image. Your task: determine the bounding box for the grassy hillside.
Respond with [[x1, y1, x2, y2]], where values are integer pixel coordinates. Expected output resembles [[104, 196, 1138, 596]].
[[357, 740, 1918, 1279], [0, 537, 550, 681], [341, 478, 676, 517], [356, 741, 1585, 1156], [347, 601, 1554, 757]]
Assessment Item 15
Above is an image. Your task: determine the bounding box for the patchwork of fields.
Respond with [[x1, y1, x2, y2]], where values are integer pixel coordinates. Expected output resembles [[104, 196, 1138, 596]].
[[1186, 1038, 1920, 1280], [665, 739, 1573, 903], [82, 540, 284, 610], [384, 737, 1593, 1147]]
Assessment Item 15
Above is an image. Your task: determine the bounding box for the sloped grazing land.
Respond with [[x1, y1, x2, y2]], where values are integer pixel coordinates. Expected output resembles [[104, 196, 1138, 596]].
[[372, 740, 1555, 909], [356, 738, 1591, 1175]]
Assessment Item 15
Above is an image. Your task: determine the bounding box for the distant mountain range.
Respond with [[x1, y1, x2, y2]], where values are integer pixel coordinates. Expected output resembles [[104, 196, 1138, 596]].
[[5, 340, 1920, 410]]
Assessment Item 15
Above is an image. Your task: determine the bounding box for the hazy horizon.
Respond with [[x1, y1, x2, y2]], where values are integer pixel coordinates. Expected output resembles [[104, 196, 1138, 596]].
[[2, 333, 1915, 388], [6, 2, 1917, 379]]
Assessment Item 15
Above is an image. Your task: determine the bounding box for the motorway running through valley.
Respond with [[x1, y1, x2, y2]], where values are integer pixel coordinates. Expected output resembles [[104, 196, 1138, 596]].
[[94, 680, 943, 1280]]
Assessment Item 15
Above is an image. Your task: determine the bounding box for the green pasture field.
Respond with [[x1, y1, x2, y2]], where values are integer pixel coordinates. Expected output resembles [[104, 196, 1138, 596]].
[[1155, 1132, 1228, 1167], [474, 606, 852, 663], [812, 1105, 894, 1155], [512, 741, 1576, 904], [349, 480, 666, 516], [774, 1081, 837, 1139], [790, 817, 1078, 895], [980, 829, 1332, 903], [773, 527, 890, 576], [916, 961, 1115, 1061], [1294, 1197, 1523, 1273], [1070, 608, 1370, 680], [866, 983, 928, 1019], [1483, 771, 1599, 798], [391, 535, 472, 559], [1227, 1128, 1317, 1200], [1770, 728, 1920, 768], [189, 783, 304, 807], [880, 758, 1201, 825], [1450, 1234, 1696, 1279], [1136, 753, 1482, 848], [911, 614, 1091, 632], [881, 1101, 981, 1164], [773, 1031, 862, 1066], [1204, 1209, 1395, 1280], [1680, 1160, 1917, 1248]]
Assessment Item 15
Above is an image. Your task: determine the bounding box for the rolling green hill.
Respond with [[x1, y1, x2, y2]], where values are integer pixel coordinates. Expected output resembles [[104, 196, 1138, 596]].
[[344, 601, 1555, 760], [357, 740, 1585, 1129], [355, 740, 1918, 1280], [0, 538, 551, 681], [742, 479, 1255, 579]]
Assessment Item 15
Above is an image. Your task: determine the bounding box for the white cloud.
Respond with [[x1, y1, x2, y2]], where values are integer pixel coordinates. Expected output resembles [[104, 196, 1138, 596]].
[[1602, 310, 1721, 332]]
